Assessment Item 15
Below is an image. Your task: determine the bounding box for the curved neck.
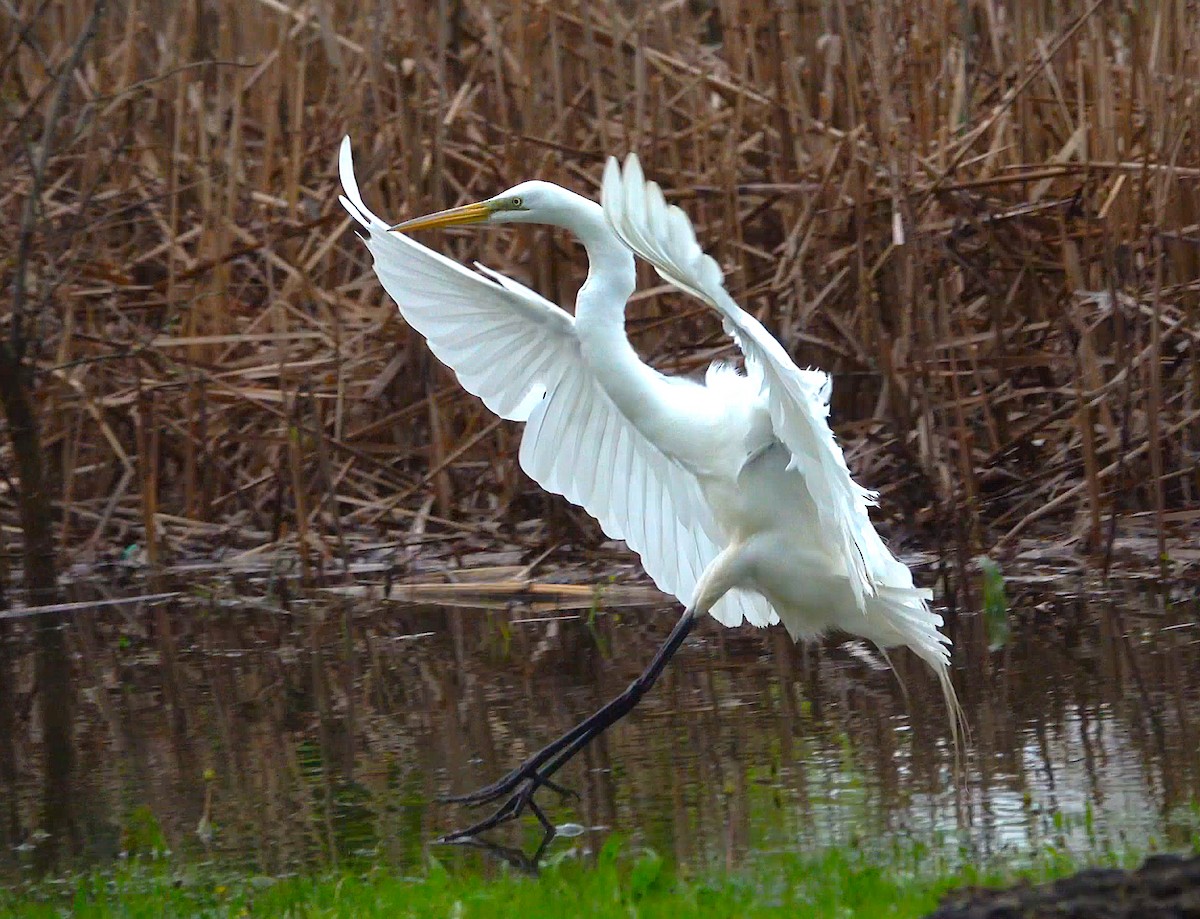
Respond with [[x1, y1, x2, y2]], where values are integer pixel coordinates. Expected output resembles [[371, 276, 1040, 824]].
[[555, 199, 635, 327], [557, 201, 663, 425]]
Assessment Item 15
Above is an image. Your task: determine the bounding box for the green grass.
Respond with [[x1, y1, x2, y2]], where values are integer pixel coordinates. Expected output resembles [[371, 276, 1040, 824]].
[[0, 836, 1149, 919]]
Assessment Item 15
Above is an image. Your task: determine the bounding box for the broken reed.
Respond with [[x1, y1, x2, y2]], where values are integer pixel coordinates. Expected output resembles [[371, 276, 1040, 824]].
[[1, 0, 1197, 575]]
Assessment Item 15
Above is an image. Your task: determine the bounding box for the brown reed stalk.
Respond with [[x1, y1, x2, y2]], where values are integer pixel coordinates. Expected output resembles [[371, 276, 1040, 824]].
[[0, 0, 1195, 588]]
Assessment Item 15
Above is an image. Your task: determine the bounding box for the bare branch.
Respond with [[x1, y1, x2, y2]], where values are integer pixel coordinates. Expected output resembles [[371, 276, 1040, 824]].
[[9, 0, 107, 361]]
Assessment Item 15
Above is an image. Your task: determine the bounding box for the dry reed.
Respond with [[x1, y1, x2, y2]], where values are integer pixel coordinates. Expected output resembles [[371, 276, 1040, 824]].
[[2, 0, 1198, 592]]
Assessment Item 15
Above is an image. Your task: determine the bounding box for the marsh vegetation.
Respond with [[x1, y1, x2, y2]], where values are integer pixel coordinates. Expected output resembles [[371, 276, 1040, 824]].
[[2, 0, 1199, 913]]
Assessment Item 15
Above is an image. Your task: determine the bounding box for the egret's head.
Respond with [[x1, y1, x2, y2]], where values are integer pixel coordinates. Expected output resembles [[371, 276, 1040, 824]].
[[388, 181, 585, 233]]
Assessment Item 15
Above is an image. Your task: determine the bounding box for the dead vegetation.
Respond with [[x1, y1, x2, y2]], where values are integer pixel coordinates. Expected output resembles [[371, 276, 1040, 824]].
[[2, 0, 1198, 594]]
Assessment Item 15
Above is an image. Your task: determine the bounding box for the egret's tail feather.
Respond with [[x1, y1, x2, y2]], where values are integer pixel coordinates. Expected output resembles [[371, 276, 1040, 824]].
[[866, 587, 966, 754]]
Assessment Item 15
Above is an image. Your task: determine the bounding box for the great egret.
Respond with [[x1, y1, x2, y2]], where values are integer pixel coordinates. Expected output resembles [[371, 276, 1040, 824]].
[[337, 137, 961, 851]]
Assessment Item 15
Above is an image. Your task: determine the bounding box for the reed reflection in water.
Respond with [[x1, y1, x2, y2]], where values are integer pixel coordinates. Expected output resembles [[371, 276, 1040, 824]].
[[0, 584, 1197, 877]]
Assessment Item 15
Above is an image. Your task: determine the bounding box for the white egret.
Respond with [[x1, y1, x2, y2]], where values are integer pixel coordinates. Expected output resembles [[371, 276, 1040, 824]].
[[337, 138, 961, 851]]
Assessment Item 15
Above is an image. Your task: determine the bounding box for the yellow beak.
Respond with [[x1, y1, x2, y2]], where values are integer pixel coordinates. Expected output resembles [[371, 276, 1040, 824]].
[[388, 201, 494, 233]]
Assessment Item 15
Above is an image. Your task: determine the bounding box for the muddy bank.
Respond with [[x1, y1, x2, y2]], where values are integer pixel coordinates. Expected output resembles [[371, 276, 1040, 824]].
[[928, 853, 1200, 919]]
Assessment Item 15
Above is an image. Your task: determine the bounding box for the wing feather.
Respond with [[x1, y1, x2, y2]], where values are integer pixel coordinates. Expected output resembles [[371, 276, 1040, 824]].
[[590, 411, 617, 531], [571, 387, 604, 499], [609, 425, 634, 538]]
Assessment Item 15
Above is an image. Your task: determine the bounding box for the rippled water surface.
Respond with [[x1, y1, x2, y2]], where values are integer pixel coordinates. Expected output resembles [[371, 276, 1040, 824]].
[[1, 575, 1197, 878]]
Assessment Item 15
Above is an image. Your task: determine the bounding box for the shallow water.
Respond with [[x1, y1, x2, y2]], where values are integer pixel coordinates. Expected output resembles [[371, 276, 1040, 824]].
[[1, 577, 1197, 879]]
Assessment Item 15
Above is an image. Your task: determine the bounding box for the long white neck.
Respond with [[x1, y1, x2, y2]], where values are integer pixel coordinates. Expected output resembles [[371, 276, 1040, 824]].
[[558, 199, 662, 426]]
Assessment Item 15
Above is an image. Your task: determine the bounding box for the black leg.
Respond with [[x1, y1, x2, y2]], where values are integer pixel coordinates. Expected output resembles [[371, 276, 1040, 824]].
[[438, 608, 698, 845]]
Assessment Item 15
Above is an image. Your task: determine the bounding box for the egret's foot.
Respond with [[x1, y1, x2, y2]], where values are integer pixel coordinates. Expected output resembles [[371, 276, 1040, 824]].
[[437, 778, 559, 864], [440, 770, 577, 807], [438, 777, 554, 841]]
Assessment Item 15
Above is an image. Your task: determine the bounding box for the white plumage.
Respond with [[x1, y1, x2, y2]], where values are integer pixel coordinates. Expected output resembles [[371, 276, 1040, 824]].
[[601, 155, 960, 728], [337, 138, 960, 741], [338, 140, 772, 629]]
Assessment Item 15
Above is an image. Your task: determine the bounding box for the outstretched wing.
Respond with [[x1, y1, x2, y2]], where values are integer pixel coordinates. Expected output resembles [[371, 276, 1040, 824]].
[[338, 138, 764, 625], [602, 154, 899, 612], [339, 139, 570, 423]]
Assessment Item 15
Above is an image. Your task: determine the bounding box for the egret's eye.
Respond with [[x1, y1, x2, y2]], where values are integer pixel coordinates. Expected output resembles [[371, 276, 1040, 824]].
[[511, 197, 524, 208]]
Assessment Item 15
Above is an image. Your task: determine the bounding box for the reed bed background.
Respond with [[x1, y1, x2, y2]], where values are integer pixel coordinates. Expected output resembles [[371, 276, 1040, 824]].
[[2, 0, 1198, 594]]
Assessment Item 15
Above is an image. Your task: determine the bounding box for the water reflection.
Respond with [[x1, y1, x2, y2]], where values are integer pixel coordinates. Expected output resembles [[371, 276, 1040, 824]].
[[0, 582, 1197, 878]]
